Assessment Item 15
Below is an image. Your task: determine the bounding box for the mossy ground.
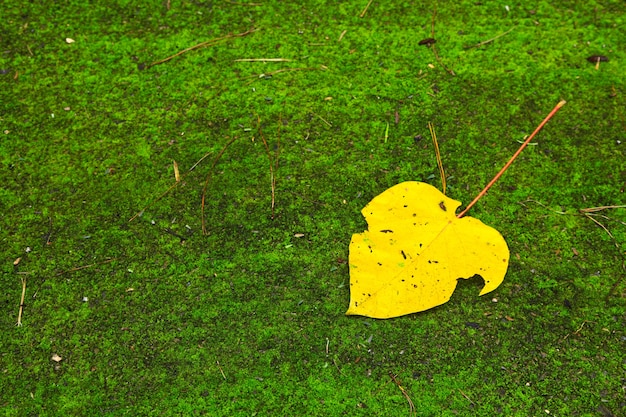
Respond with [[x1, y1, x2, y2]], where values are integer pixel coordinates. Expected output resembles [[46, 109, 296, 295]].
[[1, 1, 625, 416]]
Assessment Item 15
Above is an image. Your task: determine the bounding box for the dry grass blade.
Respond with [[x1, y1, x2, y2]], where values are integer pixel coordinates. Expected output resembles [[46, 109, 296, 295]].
[[149, 27, 257, 67], [129, 157, 203, 223], [578, 205, 626, 300], [256, 115, 280, 219], [17, 275, 27, 326], [429, 4, 455, 76], [359, 0, 374, 17], [428, 121, 446, 195], [388, 372, 416, 417], [579, 205, 626, 213], [464, 27, 515, 49], [234, 58, 292, 62], [201, 136, 241, 234], [173, 160, 181, 182], [244, 66, 325, 86]]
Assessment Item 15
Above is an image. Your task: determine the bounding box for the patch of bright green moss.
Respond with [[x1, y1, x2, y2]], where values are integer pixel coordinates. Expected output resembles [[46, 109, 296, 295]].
[[1, 1, 625, 416]]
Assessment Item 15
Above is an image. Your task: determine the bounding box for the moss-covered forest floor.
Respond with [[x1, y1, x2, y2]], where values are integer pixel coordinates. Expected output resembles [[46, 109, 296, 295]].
[[1, 1, 625, 415]]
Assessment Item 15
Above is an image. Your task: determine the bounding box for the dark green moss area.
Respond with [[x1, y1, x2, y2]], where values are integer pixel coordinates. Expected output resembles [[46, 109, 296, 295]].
[[2, 1, 625, 415]]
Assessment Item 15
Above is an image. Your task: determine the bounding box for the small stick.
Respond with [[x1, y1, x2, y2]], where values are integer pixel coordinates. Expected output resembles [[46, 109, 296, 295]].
[[359, 0, 374, 17], [428, 122, 446, 195], [457, 100, 566, 218], [17, 276, 27, 326]]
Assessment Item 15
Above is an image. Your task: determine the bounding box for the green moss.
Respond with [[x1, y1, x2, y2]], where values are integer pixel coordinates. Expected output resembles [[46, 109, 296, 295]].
[[1, 0, 625, 416]]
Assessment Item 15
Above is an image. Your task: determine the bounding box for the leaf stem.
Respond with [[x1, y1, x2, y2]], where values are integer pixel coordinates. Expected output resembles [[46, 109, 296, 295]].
[[457, 100, 566, 218]]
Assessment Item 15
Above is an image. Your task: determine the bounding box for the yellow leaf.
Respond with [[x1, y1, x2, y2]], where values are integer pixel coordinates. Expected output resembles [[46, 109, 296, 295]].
[[347, 181, 509, 319]]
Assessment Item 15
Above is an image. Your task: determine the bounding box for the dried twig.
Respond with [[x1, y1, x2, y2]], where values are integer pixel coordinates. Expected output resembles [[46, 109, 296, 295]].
[[149, 27, 257, 67]]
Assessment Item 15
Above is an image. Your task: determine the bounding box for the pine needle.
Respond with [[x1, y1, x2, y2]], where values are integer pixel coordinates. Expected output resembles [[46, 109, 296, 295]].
[[428, 122, 446, 195]]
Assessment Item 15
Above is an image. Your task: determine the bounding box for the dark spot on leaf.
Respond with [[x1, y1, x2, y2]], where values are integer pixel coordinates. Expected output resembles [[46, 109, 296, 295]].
[[413, 284, 418, 288], [377, 262, 382, 266], [439, 201, 447, 211], [380, 229, 393, 233], [401, 250, 406, 259]]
